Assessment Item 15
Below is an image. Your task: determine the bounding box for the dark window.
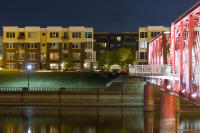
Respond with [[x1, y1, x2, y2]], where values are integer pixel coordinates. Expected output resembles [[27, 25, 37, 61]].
[[140, 52, 145, 59], [140, 32, 147, 38], [64, 43, 67, 50], [42, 44, 45, 46], [110, 44, 115, 49], [72, 32, 81, 38], [42, 33, 45, 36], [63, 54, 68, 59]]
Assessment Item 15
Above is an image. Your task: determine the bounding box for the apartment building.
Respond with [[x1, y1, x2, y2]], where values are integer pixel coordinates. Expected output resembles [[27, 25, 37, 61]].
[[137, 26, 170, 64], [3, 26, 95, 70], [94, 32, 138, 60]]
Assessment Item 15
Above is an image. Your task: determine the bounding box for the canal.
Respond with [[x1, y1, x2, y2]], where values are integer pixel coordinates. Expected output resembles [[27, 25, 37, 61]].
[[0, 81, 199, 133]]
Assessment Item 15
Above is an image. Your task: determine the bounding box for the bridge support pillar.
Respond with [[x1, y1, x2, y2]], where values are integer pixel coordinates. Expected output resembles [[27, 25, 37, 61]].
[[160, 93, 175, 133], [144, 84, 154, 111], [144, 112, 154, 133]]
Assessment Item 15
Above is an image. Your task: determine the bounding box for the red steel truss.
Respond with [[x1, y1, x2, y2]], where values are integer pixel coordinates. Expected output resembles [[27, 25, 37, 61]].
[[148, 2, 200, 105]]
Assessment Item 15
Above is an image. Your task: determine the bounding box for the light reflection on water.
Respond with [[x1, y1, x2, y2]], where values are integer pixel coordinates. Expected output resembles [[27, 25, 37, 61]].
[[0, 106, 200, 133]]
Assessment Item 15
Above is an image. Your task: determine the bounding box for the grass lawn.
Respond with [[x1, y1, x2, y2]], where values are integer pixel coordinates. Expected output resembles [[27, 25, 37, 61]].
[[0, 72, 110, 88]]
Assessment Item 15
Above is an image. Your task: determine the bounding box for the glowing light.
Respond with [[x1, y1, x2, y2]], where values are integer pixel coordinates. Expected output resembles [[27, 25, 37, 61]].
[[164, 31, 170, 34], [28, 128, 31, 133], [191, 93, 197, 98], [27, 65, 32, 70], [61, 63, 64, 68], [167, 84, 171, 89]]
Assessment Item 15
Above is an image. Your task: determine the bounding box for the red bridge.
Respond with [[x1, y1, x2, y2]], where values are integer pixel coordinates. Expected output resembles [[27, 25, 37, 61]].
[[130, 2, 200, 106]]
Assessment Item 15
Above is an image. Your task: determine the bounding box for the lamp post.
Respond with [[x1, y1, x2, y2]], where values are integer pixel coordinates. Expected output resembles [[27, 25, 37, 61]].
[[27, 64, 32, 88]]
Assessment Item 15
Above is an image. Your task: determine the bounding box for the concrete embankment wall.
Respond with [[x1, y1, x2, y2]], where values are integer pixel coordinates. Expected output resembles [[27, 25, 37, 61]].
[[0, 90, 143, 107]]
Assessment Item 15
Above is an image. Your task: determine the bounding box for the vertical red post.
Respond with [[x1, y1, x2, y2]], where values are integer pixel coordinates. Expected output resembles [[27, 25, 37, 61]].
[[160, 93, 175, 132], [179, 21, 184, 92], [159, 38, 162, 65], [144, 84, 154, 111], [173, 26, 176, 74], [155, 40, 158, 65], [144, 112, 154, 133], [188, 15, 194, 96], [152, 42, 155, 65]]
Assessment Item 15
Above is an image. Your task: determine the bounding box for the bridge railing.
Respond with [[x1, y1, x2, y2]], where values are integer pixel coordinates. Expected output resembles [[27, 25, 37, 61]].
[[129, 65, 173, 76]]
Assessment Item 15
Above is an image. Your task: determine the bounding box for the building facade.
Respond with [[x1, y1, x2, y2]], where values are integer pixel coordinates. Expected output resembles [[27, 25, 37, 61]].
[[3, 26, 95, 70], [137, 26, 170, 64], [94, 32, 138, 60]]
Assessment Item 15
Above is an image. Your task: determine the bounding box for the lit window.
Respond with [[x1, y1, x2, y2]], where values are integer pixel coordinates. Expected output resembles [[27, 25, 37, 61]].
[[28, 53, 37, 60], [7, 53, 15, 59], [50, 53, 59, 60], [7, 43, 14, 49], [85, 42, 92, 49], [72, 53, 81, 60], [100, 43, 106, 48], [139, 42, 147, 48], [50, 63, 59, 70], [117, 36, 121, 41], [7, 63, 15, 69], [28, 43, 37, 49], [28, 32, 37, 38]]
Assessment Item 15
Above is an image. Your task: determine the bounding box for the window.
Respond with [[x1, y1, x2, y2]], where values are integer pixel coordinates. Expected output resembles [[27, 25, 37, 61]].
[[7, 63, 15, 69], [85, 42, 92, 49], [28, 53, 37, 60], [18, 43, 24, 50], [50, 43, 58, 49], [85, 52, 92, 59], [6, 32, 15, 38], [42, 44, 45, 47], [117, 36, 121, 41], [50, 32, 59, 38], [140, 32, 147, 38], [28, 43, 37, 49], [73, 63, 81, 69], [72, 53, 81, 60], [85, 32, 92, 38], [124, 43, 130, 48], [63, 32, 68, 40], [7, 43, 14, 49], [41, 54, 46, 61], [110, 44, 115, 49], [72, 43, 81, 49], [125, 36, 132, 42], [50, 53, 59, 60], [151, 32, 160, 38], [100, 43, 107, 48], [139, 42, 148, 48], [28, 32, 37, 38], [18, 54, 25, 61], [140, 52, 145, 59], [62, 53, 68, 59], [72, 32, 81, 38], [42, 33, 46, 36], [63, 43, 67, 50], [50, 63, 59, 70], [19, 32, 25, 39], [7, 53, 15, 60]]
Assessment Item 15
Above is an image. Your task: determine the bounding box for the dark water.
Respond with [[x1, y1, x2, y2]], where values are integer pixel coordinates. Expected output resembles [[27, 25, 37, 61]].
[[0, 82, 200, 133], [0, 106, 200, 133]]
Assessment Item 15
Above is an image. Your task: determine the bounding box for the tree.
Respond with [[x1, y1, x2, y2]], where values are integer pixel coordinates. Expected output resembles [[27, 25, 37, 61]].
[[118, 48, 135, 69], [98, 51, 117, 70], [62, 57, 75, 70]]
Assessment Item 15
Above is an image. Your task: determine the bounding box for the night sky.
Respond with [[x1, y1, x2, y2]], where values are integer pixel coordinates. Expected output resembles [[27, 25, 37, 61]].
[[0, 0, 199, 33]]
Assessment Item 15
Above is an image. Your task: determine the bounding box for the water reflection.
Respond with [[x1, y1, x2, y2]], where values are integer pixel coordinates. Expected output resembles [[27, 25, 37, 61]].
[[0, 107, 144, 133]]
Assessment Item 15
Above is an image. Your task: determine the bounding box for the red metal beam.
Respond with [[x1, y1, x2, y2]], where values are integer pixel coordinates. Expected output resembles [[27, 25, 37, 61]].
[[179, 21, 184, 92]]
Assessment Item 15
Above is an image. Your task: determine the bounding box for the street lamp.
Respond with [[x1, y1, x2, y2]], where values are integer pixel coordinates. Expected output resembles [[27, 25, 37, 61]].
[[27, 64, 32, 88]]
